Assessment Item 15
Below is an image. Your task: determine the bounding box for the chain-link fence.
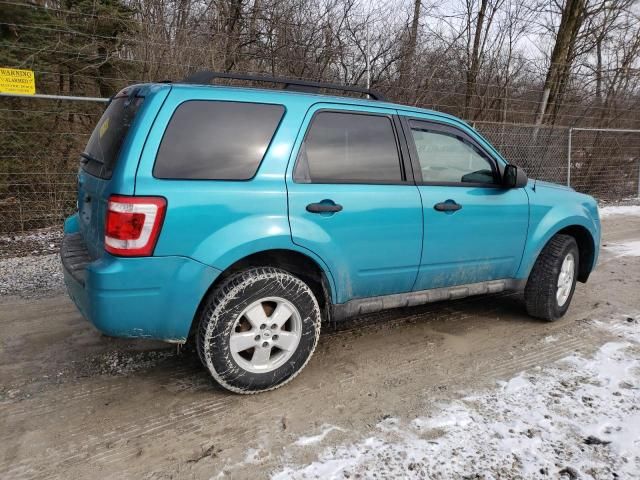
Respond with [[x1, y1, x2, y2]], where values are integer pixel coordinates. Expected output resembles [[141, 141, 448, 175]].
[[0, 96, 104, 233], [568, 128, 640, 198], [474, 123, 570, 186], [1, 95, 639, 235], [475, 122, 640, 200]]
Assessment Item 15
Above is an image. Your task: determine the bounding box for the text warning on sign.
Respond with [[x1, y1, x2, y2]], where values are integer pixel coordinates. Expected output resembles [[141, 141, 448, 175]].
[[0, 68, 36, 95]]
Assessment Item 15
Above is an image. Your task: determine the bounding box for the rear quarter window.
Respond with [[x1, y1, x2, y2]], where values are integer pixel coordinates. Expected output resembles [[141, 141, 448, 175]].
[[153, 100, 285, 180], [82, 95, 143, 179]]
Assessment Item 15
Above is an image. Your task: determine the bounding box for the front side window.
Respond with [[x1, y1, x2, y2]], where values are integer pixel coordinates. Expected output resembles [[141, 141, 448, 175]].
[[410, 122, 496, 185], [154, 100, 284, 180], [294, 111, 403, 183]]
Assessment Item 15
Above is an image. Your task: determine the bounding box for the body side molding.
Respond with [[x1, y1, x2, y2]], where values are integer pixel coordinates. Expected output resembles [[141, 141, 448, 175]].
[[331, 278, 526, 321]]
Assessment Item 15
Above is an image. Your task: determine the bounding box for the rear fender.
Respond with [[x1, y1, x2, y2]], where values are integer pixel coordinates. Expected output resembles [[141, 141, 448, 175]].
[[189, 216, 338, 304]]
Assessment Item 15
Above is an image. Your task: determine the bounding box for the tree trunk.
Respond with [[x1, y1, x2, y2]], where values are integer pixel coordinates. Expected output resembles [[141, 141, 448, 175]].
[[398, 0, 421, 90], [464, 0, 488, 119], [534, 0, 586, 125], [595, 34, 603, 102], [223, 0, 244, 72]]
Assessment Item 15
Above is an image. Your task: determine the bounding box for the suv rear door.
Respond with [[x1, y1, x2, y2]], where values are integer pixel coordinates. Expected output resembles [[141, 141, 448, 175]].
[[286, 104, 423, 303], [77, 89, 145, 258], [77, 85, 170, 259]]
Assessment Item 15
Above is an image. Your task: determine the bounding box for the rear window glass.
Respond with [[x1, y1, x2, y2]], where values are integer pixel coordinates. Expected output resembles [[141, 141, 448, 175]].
[[82, 96, 143, 179], [153, 100, 285, 180], [293, 111, 402, 184]]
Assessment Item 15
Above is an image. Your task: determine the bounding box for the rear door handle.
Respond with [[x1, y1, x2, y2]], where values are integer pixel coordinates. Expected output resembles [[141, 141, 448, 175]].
[[434, 201, 462, 212], [306, 202, 343, 213]]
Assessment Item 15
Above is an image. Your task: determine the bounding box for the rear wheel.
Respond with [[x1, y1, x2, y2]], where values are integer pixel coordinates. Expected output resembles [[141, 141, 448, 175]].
[[196, 267, 321, 394], [524, 234, 579, 321]]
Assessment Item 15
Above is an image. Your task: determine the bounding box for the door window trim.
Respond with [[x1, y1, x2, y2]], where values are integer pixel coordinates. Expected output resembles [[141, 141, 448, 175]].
[[399, 116, 505, 188], [292, 108, 413, 186]]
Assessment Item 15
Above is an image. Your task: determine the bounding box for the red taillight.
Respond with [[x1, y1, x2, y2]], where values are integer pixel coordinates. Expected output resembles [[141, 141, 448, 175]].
[[105, 195, 166, 256]]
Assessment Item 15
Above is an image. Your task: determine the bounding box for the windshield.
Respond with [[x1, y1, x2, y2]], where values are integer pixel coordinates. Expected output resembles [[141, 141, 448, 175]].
[[82, 95, 143, 179]]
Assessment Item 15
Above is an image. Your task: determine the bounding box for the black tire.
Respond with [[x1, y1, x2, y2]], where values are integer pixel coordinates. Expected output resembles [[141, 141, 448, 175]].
[[524, 234, 579, 321], [196, 267, 321, 394]]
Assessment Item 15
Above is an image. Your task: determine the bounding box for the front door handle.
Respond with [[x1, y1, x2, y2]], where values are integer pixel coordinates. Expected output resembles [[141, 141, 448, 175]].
[[434, 201, 462, 212], [306, 202, 343, 213]]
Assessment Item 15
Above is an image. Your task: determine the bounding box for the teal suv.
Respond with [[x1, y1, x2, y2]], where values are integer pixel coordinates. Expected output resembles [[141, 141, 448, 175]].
[[61, 72, 601, 393]]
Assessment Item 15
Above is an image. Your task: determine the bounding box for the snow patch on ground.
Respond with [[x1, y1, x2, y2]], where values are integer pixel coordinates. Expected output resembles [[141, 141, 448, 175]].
[[273, 315, 640, 479], [599, 205, 640, 217], [243, 448, 265, 464], [212, 446, 272, 479], [604, 240, 640, 257], [294, 425, 345, 446]]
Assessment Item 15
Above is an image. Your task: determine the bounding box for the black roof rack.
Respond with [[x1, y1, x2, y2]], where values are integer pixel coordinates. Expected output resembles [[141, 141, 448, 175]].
[[181, 71, 386, 101]]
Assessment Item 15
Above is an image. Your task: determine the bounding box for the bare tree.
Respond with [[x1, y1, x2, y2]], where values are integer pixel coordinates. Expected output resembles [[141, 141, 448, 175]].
[[463, 0, 506, 118], [398, 0, 421, 87], [533, 0, 592, 125]]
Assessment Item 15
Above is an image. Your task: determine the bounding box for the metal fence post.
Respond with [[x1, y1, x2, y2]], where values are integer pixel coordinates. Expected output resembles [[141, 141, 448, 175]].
[[19, 202, 24, 233], [567, 128, 572, 187]]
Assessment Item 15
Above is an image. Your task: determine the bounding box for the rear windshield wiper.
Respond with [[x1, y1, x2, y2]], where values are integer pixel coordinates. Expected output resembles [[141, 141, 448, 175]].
[[80, 152, 102, 165]]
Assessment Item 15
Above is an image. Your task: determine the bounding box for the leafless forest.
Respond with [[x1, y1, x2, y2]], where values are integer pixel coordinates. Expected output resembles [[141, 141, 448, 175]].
[[1, 0, 640, 232]]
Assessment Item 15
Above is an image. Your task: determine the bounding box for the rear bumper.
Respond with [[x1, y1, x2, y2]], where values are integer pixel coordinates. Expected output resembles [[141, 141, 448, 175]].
[[61, 217, 220, 342]]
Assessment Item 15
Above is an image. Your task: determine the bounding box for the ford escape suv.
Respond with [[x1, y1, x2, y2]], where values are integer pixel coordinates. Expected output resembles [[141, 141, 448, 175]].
[[61, 71, 601, 394]]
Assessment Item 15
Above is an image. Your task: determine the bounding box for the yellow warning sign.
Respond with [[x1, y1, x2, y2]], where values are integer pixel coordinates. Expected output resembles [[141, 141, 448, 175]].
[[0, 68, 36, 95]]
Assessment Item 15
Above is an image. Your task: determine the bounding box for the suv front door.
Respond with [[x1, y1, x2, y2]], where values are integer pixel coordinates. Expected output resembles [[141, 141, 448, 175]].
[[401, 116, 529, 291], [286, 105, 423, 303]]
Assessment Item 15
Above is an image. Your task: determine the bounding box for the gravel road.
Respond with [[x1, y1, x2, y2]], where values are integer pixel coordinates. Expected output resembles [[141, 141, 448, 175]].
[[0, 254, 64, 298], [1, 211, 639, 479]]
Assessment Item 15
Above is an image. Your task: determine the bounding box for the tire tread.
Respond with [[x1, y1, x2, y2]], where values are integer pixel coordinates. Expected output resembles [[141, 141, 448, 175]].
[[196, 267, 321, 394], [524, 234, 577, 321]]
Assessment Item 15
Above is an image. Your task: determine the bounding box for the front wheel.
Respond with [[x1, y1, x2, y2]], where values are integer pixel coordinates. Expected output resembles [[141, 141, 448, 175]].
[[524, 234, 579, 321], [196, 267, 321, 394]]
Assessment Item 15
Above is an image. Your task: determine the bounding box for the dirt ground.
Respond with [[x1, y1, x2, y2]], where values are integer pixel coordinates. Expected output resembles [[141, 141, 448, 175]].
[[1, 212, 639, 479]]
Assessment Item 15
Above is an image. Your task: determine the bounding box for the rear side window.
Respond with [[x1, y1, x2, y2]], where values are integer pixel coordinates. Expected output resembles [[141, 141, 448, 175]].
[[154, 101, 284, 180], [82, 95, 143, 179], [293, 111, 403, 184]]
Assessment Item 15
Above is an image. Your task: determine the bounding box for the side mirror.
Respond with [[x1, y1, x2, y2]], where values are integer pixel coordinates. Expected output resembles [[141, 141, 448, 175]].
[[503, 164, 528, 188]]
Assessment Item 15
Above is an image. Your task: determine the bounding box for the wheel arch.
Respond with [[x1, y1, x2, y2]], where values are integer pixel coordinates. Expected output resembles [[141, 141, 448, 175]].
[[556, 224, 596, 283], [190, 248, 335, 337], [520, 221, 597, 284]]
